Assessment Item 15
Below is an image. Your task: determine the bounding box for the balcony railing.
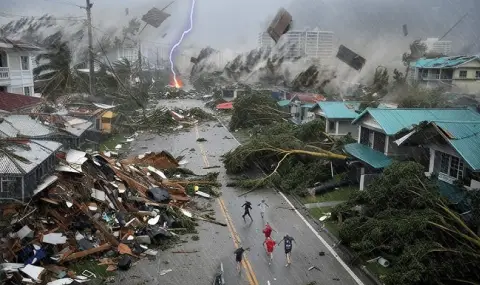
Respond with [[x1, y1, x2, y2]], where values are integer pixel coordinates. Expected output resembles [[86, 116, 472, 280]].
[[0, 67, 9, 79]]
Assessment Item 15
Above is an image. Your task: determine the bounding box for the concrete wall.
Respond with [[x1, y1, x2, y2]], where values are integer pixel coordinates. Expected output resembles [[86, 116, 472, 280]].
[[337, 120, 358, 137]]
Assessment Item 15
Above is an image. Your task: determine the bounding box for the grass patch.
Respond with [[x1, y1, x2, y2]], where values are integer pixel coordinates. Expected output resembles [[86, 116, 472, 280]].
[[308, 207, 340, 237], [300, 186, 356, 204], [70, 259, 115, 279], [100, 134, 127, 152], [365, 262, 390, 280]]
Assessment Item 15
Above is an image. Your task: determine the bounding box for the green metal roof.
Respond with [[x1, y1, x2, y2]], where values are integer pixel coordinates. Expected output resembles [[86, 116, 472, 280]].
[[313, 101, 361, 119], [433, 121, 480, 170], [415, 56, 479, 69], [353, 107, 480, 135], [277, 99, 291, 107], [436, 180, 468, 211], [344, 143, 393, 169]]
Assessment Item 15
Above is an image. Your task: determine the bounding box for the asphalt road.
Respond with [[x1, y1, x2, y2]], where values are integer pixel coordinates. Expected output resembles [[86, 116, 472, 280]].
[[114, 100, 374, 285]]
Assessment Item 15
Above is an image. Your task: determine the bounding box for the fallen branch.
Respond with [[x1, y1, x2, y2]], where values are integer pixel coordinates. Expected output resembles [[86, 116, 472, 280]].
[[172, 250, 200, 254]]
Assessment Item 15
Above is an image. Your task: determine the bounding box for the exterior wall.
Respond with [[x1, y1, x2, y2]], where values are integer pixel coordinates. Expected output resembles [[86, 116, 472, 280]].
[[0, 50, 35, 95], [337, 120, 358, 137]]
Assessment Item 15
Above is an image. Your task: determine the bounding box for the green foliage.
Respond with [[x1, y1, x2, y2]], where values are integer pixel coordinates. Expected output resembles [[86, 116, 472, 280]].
[[332, 161, 480, 285], [397, 85, 449, 108], [228, 92, 287, 131]]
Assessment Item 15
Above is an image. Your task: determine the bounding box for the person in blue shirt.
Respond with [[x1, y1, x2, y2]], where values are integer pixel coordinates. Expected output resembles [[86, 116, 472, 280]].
[[278, 234, 296, 266]]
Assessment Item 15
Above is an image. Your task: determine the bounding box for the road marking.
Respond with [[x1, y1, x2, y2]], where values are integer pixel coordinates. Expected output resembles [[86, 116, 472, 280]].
[[218, 198, 259, 285], [195, 123, 258, 285], [216, 118, 365, 285]]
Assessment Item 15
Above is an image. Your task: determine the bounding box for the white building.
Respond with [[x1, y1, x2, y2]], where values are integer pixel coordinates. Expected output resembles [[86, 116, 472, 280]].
[[422, 38, 452, 55], [0, 38, 41, 96], [258, 28, 334, 63]]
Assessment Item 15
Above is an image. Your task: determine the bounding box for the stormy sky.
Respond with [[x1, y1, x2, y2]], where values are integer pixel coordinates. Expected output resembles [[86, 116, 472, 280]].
[[1, 0, 479, 53]]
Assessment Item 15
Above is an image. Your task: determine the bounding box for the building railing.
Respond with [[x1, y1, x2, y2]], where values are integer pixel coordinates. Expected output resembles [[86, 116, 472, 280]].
[[0, 67, 9, 79]]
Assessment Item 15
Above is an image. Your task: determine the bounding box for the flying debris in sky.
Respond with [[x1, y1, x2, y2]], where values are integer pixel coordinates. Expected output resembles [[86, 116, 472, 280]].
[[267, 8, 292, 43], [336, 45, 366, 71], [190, 57, 198, 64], [142, 7, 171, 28], [403, 24, 408, 36]]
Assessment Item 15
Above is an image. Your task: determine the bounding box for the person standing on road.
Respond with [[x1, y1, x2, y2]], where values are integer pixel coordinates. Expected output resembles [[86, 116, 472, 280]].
[[241, 201, 253, 222], [263, 237, 276, 265], [262, 222, 277, 241], [258, 199, 269, 218], [278, 234, 296, 266]]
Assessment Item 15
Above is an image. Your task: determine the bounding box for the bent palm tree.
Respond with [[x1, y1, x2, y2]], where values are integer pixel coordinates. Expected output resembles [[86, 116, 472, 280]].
[[33, 39, 86, 101]]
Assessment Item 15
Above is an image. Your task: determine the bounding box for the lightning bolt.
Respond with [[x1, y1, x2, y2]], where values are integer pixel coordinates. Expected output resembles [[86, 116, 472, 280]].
[[169, 0, 196, 88]]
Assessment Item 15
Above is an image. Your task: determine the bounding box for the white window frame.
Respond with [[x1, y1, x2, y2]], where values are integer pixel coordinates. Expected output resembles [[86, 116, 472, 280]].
[[20, 56, 30, 70], [24, 86, 31, 96], [439, 152, 464, 182], [459, 70, 467, 79]]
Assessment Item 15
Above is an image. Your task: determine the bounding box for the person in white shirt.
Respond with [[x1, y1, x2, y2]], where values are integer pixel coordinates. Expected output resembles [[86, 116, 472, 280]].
[[258, 199, 269, 218]]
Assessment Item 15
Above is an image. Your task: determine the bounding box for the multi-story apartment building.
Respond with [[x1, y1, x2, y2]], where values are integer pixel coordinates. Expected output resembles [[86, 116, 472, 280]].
[[0, 38, 41, 96], [258, 28, 334, 63]]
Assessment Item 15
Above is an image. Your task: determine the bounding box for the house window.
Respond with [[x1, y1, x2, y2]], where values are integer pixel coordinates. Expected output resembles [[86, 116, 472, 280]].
[[24, 86, 31, 96], [328, 120, 335, 133], [1, 177, 17, 193], [21, 56, 30, 70], [459, 70, 467, 79], [360, 127, 370, 146], [439, 152, 464, 180], [373, 131, 386, 153], [476, 71, 480, 79]]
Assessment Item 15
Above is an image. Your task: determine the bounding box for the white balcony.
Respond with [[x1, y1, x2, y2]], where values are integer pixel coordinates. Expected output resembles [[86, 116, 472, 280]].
[[0, 67, 9, 80]]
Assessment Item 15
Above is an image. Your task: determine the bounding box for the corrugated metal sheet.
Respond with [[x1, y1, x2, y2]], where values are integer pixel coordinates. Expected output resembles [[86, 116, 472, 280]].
[[414, 56, 479, 69], [344, 143, 392, 169], [354, 108, 480, 135], [0, 140, 62, 174], [316, 101, 361, 119], [433, 121, 480, 170], [277, 100, 291, 107]]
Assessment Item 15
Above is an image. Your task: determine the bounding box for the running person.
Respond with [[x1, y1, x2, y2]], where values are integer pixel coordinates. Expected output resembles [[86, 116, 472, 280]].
[[241, 201, 253, 222], [262, 222, 277, 241], [263, 237, 276, 265], [234, 247, 246, 273], [278, 234, 296, 266], [258, 199, 269, 218]]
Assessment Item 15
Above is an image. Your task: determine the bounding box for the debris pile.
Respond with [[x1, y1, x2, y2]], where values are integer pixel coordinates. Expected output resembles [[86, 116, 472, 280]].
[[124, 107, 215, 133], [0, 149, 222, 284]]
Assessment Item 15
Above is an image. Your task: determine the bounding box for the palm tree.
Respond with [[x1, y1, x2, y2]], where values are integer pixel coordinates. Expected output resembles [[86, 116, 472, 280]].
[[33, 37, 86, 101]]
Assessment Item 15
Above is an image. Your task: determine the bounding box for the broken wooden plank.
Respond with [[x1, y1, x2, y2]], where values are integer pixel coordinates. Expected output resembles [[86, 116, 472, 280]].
[[62, 243, 111, 262]]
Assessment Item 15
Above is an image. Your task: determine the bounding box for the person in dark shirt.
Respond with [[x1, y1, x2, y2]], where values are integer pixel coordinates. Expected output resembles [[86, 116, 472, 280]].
[[234, 247, 248, 273], [278, 234, 296, 266], [241, 201, 253, 222]]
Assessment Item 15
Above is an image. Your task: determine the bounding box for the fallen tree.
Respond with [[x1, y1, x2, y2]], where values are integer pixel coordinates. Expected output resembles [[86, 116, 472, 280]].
[[229, 91, 287, 131], [332, 162, 480, 285], [223, 119, 353, 194]]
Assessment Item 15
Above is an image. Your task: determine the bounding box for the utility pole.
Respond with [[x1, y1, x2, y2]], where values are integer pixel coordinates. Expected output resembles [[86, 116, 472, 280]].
[[85, 0, 95, 96]]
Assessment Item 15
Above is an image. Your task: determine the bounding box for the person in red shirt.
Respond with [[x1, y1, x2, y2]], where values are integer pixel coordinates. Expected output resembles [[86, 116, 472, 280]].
[[262, 222, 276, 241], [263, 237, 276, 265]]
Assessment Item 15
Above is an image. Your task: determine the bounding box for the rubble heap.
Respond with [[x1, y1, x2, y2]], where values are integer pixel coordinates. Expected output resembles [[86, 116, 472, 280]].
[[0, 149, 222, 284], [122, 107, 215, 133]]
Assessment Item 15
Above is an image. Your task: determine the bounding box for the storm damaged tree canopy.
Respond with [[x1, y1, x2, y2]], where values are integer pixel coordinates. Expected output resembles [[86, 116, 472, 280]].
[[332, 162, 480, 285], [228, 92, 287, 131], [223, 119, 350, 194]]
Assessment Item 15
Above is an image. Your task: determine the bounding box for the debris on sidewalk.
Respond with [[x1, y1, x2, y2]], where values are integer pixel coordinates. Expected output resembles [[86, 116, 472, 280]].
[[0, 148, 222, 284]]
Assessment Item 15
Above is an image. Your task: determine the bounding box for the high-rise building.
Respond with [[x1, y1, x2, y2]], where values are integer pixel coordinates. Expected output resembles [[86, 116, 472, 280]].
[[422, 38, 453, 55], [258, 28, 334, 62]]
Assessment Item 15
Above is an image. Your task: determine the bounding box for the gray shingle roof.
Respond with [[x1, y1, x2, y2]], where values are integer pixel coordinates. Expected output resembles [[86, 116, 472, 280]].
[[0, 140, 62, 175], [0, 115, 54, 138]]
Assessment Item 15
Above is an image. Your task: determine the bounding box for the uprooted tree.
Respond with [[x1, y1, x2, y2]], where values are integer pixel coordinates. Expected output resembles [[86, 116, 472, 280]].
[[223, 119, 353, 194], [331, 161, 480, 285]]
